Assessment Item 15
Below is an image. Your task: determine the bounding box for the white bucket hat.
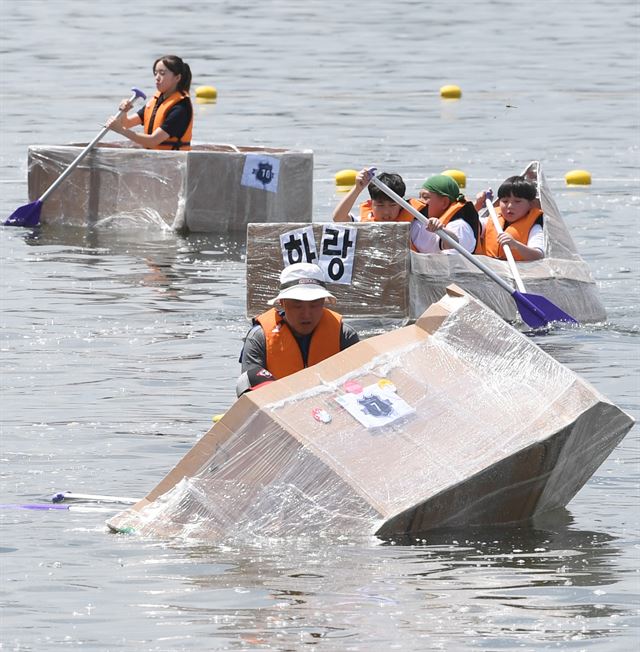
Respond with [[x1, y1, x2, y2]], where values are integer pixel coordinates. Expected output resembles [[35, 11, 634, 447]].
[[268, 262, 337, 305]]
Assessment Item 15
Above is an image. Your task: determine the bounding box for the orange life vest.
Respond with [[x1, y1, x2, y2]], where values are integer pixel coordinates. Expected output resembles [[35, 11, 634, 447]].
[[143, 90, 193, 150], [434, 200, 466, 227], [255, 307, 343, 380], [401, 198, 480, 253], [358, 198, 424, 222], [480, 207, 544, 260]]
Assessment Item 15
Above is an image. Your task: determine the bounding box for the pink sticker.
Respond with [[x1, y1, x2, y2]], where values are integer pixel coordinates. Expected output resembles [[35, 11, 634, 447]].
[[312, 408, 332, 424], [343, 380, 363, 394]]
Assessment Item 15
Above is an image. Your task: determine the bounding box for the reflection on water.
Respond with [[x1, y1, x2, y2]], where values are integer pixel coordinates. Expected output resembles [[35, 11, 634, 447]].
[[76, 508, 630, 651], [20, 223, 247, 303]]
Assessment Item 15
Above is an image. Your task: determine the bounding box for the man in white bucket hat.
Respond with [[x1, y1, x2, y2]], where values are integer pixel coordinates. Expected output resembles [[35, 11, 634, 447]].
[[237, 262, 359, 395]]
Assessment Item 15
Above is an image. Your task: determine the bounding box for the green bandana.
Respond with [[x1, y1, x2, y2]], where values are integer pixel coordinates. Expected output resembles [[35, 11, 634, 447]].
[[421, 174, 464, 202]]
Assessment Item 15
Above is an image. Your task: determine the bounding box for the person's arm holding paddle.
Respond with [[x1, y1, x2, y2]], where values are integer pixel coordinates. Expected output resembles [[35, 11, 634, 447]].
[[107, 54, 193, 151], [114, 97, 142, 129], [333, 168, 373, 221], [106, 112, 174, 149], [496, 229, 544, 261]]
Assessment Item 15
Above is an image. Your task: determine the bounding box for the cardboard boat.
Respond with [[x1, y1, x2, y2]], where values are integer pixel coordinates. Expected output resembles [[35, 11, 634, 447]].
[[106, 287, 633, 541], [245, 161, 606, 324], [27, 142, 313, 232]]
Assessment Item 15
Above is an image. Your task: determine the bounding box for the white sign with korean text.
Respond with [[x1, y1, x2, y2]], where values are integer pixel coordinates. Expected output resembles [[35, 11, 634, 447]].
[[279, 226, 319, 267], [318, 224, 357, 285]]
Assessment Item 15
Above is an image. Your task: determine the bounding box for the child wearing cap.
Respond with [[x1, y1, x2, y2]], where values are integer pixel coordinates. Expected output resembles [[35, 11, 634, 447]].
[[236, 263, 359, 396]]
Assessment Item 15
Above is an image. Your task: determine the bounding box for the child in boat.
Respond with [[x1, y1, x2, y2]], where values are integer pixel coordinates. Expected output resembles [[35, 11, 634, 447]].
[[107, 55, 193, 151], [411, 174, 481, 254], [332, 168, 464, 253], [476, 176, 545, 261]]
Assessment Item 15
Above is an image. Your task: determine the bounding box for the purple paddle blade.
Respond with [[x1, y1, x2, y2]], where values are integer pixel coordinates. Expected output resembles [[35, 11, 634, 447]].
[[514, 291, 579, 329], [4, 200, 42, 227]]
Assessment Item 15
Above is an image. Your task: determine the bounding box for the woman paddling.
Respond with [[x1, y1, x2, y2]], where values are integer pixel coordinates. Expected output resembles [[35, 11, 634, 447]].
[[107, 55, 193, 150]]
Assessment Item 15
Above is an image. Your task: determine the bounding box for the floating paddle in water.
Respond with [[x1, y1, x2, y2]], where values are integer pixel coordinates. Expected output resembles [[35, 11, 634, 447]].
[[4, 87, 146, 228], [51, 491, 138, 505], [1, 503, 116, 513], [368, 171, 579, 329]]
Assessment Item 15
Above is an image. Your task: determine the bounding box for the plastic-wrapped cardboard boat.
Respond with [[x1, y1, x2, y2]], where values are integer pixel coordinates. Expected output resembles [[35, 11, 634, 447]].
[[245, 161, 606, 324], [27, 143, 313, 232], [107, 286, 633, 541]]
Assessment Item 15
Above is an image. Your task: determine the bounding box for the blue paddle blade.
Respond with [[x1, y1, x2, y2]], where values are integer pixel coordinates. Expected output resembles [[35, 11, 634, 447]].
[[514, 291, 579, 329], [4, 200, 42, 227]]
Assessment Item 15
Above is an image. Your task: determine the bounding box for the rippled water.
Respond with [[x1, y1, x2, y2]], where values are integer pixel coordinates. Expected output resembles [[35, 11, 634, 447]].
[[1, 1, 638, 650]]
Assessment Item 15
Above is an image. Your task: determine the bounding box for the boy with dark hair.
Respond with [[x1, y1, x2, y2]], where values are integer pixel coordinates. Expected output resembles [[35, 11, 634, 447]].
[[333, 169, 412, 223], [333, 168, 472, 254], [478, 176, 545, 261]]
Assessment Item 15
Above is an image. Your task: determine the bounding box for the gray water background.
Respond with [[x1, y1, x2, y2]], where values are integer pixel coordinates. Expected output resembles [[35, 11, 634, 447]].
[[0, 0, 638, 650]]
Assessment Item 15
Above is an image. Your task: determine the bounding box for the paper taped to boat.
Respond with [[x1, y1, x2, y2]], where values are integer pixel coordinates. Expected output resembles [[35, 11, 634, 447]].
[[245, 161, 606, 324], [106, 286, 633, 541], [27, 143, 313, 232], [246, 221, 411, 320]]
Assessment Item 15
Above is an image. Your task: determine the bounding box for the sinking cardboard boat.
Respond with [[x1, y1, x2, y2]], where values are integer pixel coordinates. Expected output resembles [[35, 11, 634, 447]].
[[245, 161, 606, 324], [27, 142, 313, 232], [106, 287, 633, 541]]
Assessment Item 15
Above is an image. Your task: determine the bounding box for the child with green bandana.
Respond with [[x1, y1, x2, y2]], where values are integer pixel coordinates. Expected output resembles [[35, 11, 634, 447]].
[[411, 174, 481, 254]]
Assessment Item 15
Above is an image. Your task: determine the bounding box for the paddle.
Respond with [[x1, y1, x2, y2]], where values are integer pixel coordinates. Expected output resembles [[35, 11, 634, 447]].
[[4, 87, 147, 227], [51, 491, 138, 505], [485, 198, 526, 293], [368, 171, 578, 329], [1, 503, 116, 513]]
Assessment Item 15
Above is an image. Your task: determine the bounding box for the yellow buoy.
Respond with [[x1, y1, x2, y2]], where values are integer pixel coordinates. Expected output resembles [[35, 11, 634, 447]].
[[565, 169, 592, 185], [440, 84, 462, 99], [441, 169, 466, 188], [195, 85, 218, 100], [335, 169, 358, 191]]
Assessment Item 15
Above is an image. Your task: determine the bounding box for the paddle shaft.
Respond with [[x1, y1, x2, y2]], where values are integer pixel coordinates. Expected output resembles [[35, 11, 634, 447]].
[[485, 199, 527, 293], [51, 491, 138, 505], [39, 89, 144, 204], [368, 176, 516, 295], [1, 503, 116, 513]]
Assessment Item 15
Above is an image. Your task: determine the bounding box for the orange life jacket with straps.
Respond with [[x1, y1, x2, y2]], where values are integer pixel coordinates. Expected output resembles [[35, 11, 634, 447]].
[[359, 198, 424, 250], [479, 207, 544, 260], [358, 198, 423, 222], [143, 90, 193, 151], [255, 307, 342, 380], [402, 198, 481, 253], [436, 200, 483, 254]]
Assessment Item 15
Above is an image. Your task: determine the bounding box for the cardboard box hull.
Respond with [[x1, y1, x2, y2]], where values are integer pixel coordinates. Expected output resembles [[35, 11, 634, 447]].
[[246, 161, 606, 324], [27, 143, 313, 233], [107, 287, 633, 541]]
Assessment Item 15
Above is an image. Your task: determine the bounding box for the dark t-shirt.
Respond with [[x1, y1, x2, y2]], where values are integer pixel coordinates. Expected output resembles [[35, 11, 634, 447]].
[[137, 97, 192, 139]]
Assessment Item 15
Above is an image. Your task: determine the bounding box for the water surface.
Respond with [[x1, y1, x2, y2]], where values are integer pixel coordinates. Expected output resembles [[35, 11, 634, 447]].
[[1, 1, 638, 650]]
